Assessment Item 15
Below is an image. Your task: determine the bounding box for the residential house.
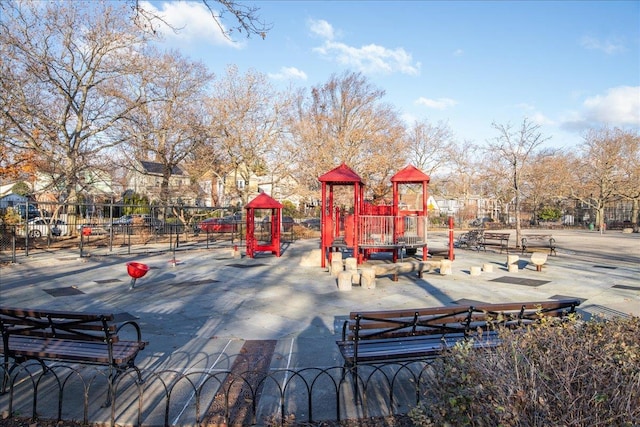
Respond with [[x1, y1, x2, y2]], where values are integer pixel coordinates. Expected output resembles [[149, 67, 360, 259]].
[[257, 174, 303, 209], [126, 160, 195, 204], [0, 192, 28, 209]]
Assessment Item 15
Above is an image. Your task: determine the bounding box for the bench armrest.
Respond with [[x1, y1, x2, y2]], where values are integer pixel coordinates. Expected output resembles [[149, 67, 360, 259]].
[[116, 320, 144, 343], [341, 320, 349, 341]]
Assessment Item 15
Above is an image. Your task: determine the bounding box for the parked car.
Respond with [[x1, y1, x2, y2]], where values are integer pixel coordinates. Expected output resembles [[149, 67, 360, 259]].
[[108, 214, 163, 232], [198, 216, 239, 233], [111, 214, 133, 226], [301, 218, 321, 230], [76, 222, 108, 235], [19, 217, 68, 238], [470, 217, 494, 227], [261, 215, 295, 232]]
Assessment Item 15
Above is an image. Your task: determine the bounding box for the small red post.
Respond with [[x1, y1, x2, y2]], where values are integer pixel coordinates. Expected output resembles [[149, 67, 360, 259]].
[[448, 216, 455, 261]]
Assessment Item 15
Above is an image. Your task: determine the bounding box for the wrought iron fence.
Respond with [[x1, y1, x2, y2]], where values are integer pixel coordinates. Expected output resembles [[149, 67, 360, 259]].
[[1, 360, 434, 426]]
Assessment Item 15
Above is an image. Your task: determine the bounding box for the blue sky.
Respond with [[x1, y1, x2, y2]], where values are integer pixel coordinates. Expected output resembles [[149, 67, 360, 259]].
[[144, 0, 640, 149]]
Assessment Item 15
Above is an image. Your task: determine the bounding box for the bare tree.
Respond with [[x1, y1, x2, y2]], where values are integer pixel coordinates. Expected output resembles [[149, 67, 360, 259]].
[[486, 118, 551, 246], [573, 127, 638, 232], [406, 119, 456, 176], [118, 49, 214, 208], [132, 0, 271, 40], [204, 65, 286, 206], [520, 150, 569, 225], [618, 130, 640, 231], [0, 0, 149, 229], [433, 141, 484, 224], [288, 71, 408, 202]]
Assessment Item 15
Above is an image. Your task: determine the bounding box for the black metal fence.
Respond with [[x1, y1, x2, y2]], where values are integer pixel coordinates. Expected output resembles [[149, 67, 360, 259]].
[[0, 220, 301, 263], [1, 360, 432, 426]]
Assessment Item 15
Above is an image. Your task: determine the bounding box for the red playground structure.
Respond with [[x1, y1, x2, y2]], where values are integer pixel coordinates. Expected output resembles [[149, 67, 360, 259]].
[[245, 192, 284, 258], [319, 163, 430, 268]]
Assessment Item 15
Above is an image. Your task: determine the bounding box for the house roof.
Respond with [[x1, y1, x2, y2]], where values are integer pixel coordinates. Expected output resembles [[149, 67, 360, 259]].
[[318, 163, 363, 184], [391, 165, 430, 183], [139, 160, 184, 176]]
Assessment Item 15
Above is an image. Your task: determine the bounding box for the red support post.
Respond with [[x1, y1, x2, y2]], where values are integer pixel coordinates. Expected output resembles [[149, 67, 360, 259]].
[[448, 216, 455, 261]]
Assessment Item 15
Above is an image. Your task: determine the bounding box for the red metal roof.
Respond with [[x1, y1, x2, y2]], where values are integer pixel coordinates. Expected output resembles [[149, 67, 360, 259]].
[[318, 163, 363, 183], [390, 165, 430, 183], [245, 192, 283, 209]]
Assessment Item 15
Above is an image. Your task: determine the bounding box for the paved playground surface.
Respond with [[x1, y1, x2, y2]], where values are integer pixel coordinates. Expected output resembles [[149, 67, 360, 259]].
[[1, 228, 638, 425]]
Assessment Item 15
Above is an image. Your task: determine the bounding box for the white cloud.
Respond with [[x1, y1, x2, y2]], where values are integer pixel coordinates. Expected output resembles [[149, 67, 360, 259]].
[[580, 35, 625, 55], [268, 66, 308, 81], [583, 86, 640, 125], [139, 1, 237, 47], [415, 97, 457, 110], [314, 41, 420, 76], [515, 103, 555, 126], [308, 19, 335, 40], [308, 19, 420, 76], [530, 112, 555, 126], [560, 86, 640, 132]]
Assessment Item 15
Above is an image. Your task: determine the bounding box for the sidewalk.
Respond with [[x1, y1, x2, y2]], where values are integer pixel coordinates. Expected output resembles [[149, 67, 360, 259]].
[[0, 229, 638, 425]]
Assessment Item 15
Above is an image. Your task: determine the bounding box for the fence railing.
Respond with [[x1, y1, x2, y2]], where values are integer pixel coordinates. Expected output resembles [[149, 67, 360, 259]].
[[1, 361, 433, 426]]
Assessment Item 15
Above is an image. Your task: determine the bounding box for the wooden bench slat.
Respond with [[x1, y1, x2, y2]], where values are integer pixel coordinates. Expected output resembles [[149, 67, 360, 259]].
[[2, 335, 145, 364], [0, 307, 115, 322], [349, 305, 472, 319]]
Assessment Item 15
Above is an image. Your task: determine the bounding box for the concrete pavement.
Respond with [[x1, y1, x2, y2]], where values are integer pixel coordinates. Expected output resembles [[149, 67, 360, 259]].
[[0, 228, 638, 425]]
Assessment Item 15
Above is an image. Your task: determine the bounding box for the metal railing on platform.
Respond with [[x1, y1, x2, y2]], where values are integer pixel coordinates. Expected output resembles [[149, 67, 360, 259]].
[[358, 215, 427, 248]]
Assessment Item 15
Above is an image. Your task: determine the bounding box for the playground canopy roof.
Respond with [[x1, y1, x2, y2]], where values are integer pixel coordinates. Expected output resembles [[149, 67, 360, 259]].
[[390, 165, 430, 183], [245, 192, 283, 209], [318, 163, 363, 184]]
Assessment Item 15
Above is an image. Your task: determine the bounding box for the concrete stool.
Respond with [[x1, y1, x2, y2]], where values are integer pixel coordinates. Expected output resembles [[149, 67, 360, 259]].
[[337, 271, 352, 291], [344, 257, 358, 271], [470, 266, 482, 276], [361, 267, 376, 289], [506, 254, 519, 267], [330, 260, 344, 277], [440, 259, 453, 275], [331, 252, 343, 263], [530, 252, 548, 272], [351, 272, 361, 285], [482, 263, 494, 273], [508, 263, 519, 273]]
